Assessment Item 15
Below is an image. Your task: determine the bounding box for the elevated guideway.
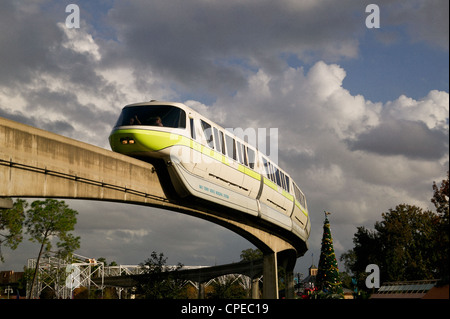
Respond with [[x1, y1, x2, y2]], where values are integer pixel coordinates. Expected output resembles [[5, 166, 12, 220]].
[[0, 116, 307, 298], [95, 259, 264, 299]]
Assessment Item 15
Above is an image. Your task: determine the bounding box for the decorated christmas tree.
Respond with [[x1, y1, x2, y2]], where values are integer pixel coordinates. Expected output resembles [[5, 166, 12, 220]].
[[316, 212, 343, 296]]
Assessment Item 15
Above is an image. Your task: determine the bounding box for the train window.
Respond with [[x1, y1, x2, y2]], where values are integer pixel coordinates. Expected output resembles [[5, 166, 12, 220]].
[[236, 141, 243, 164], [220, 131, 227, 155], [262, 158, 270, 178], [267, 161, 275, 183], [241, 143, 248, 166], [280, 171, 286, 190], [274, 167, 281, 187], [201, 120, 214, 149], [300, 193, 306, 208], [213, 128, 222, 153], [219, 130, 226, 155], [294, 184, 300, 201], [225, 135, 236, 160], [247, 147, 255, 169], [236, 141, 248, 166], [116, 105, 186, 128], [265, 158, 279, 184], [267, 162, 275, 182], [294, 184, 306, 208], [285, 175, 290, 192], [190, 118, 196, 139]]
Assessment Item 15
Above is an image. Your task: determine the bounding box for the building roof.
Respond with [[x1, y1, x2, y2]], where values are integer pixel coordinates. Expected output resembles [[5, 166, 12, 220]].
[[370, 279, 443, 299]]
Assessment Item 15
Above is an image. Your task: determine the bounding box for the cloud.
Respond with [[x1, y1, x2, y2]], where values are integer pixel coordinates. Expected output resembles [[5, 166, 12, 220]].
[[0, 5, 170, 148], [348, 119, 449, 160], [383, 0, 449, 50], [105, 0, 364, 96], [347, 89, 450, 160], [56, 200, 251, 266], [382, 90, 450, 131], [206, 61, 381, 144]]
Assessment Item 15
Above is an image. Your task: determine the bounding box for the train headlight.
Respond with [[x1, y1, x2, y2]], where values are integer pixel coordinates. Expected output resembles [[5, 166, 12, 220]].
[[120, 137, 135, 145]]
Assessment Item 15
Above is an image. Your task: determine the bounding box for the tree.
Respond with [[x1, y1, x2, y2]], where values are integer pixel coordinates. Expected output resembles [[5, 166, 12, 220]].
[[432, 171, 449, 218], [316, 212, 343, 297], [377, 204, 437, 281], [0, 199, 27, 262], [136, 251, 185, 299], [240, 248, 263, 262], [25, 199, 80, 298], [340, 226, 383, 292], [431, 172, 449, 282], [342, 204, 440, 285], [342, 174, 449, 286], [97, 257, 118, 267], [208, 276, 247, 299]]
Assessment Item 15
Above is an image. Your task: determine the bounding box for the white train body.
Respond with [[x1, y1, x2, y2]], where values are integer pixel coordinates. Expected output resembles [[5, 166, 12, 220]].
[[109, 101, 310, 243]]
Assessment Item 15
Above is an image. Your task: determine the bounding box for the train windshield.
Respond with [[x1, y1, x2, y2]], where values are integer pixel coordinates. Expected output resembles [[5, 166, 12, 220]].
[[115, 105, 186, 128]]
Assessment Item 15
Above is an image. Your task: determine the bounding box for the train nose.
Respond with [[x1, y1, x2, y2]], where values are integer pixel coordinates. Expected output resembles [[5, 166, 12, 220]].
[[109, 131, 141, 153]]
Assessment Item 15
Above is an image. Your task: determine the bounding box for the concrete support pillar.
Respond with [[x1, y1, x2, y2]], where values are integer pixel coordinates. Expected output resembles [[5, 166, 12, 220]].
[[251, 277, 260, 299], [278, 250, 297, 299], [198, 282, 206, 299], [285, 271, 295, 299], [262, 252, 278, 299]]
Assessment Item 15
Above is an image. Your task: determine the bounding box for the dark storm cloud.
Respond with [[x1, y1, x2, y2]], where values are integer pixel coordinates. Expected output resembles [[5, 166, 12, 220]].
[[348, 119, 449, 160], [383, 0, 449, 50], [104, 0, 450, 92], [0, 1, 64, 87], [0, 107, 75, 136], [0, 0, 122, 146], [0, 107, 36, 127], [104, 0, 364, 95], [24, 87, 117, 127]]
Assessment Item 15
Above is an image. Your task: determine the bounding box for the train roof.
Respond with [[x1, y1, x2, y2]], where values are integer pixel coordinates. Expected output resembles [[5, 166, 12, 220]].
[[123, 100, 199, 115]]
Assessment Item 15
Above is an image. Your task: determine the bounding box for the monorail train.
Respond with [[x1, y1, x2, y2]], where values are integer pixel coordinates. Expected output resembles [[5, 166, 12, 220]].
[[109, 101, 310, 242]]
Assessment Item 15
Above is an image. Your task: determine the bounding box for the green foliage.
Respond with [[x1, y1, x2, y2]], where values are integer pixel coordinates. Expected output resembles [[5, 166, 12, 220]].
[[136, 251, 185, 299], [432, 171, 449, 218], [25, 199, 80, 259], [240, 248, 263, 262], [24, 199, 80, 298], [377, 204, 437, 281], [342, 204, 441, 286], [97, 257, 118, 267], [431, 172, 449, 282], [341, 172, 449, 287], [0, 199, 27, 262], [208, 277, 247, 299]]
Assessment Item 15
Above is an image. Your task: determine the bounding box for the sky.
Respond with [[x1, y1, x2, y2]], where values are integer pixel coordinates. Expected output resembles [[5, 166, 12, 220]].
[[0, 0, 448, 278]]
